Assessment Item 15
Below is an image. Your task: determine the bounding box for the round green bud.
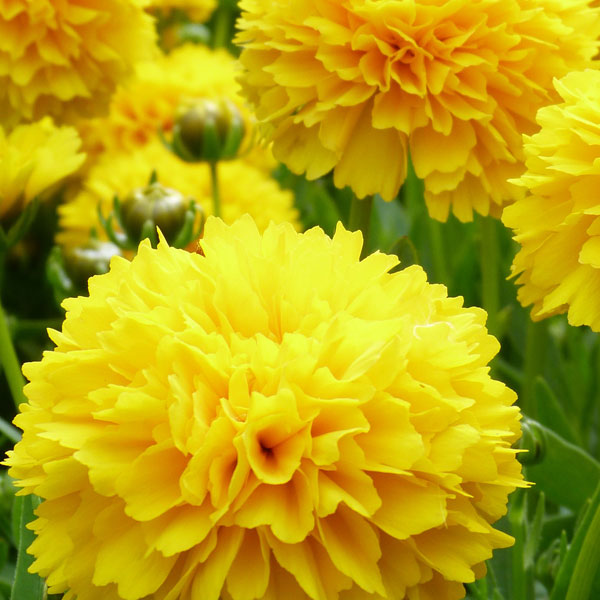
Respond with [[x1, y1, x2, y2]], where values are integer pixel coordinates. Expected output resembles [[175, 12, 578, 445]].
[[120, 181, 191, 245], [63, 239, 122, 289], [171, 97, 245, 162]]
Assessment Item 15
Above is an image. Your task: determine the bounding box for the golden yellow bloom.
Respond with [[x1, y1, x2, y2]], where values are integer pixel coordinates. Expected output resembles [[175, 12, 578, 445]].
[[0, 0, 156, 126], [503, 70, 600, 330], [148, 0, 217, 22], [236, 0, 600, 221], [56, 141, 298, 249], [6, 216, 524, 600], [79, 44, 261, 163], [0, 118, 85, 220]]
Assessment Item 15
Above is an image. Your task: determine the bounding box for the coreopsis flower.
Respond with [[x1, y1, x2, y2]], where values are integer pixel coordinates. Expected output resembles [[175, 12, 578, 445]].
[[236, 0, 600, 221], [0, 0, 156, 126], [503, 70, 600, 330], [78, 44, 255, 163], [0, 118, 85, 220], [148, 0, 217, 22], [6, 216, 525, 600], [56, 141, 298, 249]]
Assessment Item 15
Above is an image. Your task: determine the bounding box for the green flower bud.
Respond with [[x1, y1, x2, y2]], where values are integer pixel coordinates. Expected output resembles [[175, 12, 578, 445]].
[[169, 98, 245, 163], [63, 239, 122, 290], [119, 181, 194, 245]]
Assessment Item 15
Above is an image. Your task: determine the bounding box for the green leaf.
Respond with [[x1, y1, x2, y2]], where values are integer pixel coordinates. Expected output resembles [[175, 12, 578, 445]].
[[522, 418, 600, 512], [551, 477, 600, 600], [10, 495, 43, 600]]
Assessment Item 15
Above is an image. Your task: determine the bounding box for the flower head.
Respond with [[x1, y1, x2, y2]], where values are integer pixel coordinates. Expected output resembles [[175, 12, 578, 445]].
[[56, 141, 298, 249], [6, 216, 524, 600], [147, 0, 217, 22], [0, 118, 85, 220], [0, 0, 156, 126], [79, 44, 253, 160], [236, 0, 600, 221], [503, 69, 600, 330]]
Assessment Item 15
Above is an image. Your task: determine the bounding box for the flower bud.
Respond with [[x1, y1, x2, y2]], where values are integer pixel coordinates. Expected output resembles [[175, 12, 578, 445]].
[[62, 240, 122, 290], [169, 98, 245, 162], [119, 181, 193, 245]]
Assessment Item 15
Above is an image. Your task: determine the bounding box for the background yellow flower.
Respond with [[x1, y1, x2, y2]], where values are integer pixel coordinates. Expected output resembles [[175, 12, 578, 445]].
[[147, 0, 217, 22], [503, 69, 600, 331], [0, 0, 156, 126], [56, 141, 298, 249], [236, 0, 600, 221], [6, 217, 524, 600], [0, 118, 85, 220], [78, 44, 258, 165]]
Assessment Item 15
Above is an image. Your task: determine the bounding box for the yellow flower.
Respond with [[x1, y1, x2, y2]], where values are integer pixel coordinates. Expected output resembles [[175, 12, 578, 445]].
[[0, 0, 156, 126], [79, 44, 262, 164], [0, 118, 85, 220], [503, 69, 600, 330], [236, 0, 600, 221], [148, 0, 217, 22], [56, 141, 298, 249], [6, 216, 525, 600]]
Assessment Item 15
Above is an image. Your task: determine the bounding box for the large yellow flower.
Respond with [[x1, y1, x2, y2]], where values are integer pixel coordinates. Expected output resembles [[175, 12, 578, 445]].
[[0, 118, 85, 220], [503, 70, 600, 330], [0, 0, 156, 126], [236, 0, 600, 221], [56, 141, 298, 249], [6, 216, 524, 600]]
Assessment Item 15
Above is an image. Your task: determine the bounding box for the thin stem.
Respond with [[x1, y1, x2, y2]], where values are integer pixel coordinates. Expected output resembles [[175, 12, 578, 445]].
[[348, 195, 373, 259], [522, 319, 547, 419], [426, 217, 450, 285], [212, 6, 231, 49], [0, 299, 26, 409], [479, 216, 500, 336], [209, 161, 222, 219]]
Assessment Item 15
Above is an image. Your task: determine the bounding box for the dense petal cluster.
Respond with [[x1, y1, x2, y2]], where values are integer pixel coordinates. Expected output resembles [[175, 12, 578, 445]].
[[503, 70, 600, 330], [0, 0, 156, 126], [0, 118, 85, 220], [56, 141, 298, 249], [79, 44, 255, 161], [147, 0, 217, 22], [236, 0, 600, 221], [6, 217, 524, 600]]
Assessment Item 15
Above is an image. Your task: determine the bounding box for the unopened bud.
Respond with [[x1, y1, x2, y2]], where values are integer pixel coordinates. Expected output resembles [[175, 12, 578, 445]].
[[63, 239, 121, 290], [169, 98, 245, 163]]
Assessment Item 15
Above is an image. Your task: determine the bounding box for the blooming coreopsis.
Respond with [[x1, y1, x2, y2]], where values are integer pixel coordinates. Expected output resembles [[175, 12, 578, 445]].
[[147, 0, 217, 22], [6, 216, 524, 600], [56, 142, 299, 249], [503, 70, 600, 331], [78, 44, 252, 161], [0, 118, 85, 220], [236, 0, 600, 221], [0, 0, 156, 126]]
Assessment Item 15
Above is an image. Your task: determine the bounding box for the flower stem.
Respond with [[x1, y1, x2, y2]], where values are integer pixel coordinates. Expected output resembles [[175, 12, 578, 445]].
[[479, 215, 500, 336], [521, 319, 547, 419], [348, 195, 373, 258], [426, 217, 449, 285], [209, 161, 222, 219], [0, 299, 26, 410]]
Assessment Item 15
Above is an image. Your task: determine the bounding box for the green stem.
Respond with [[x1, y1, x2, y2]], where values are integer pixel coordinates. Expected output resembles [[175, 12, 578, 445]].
[[479, 216, 500, 336], [212, 6, 231, 49], [348, 195, 373, 258], [0, 300, 26, 410], [427, 217, 450, 285], [209, 161, 222, 219], [521, 319, 547, 419]]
